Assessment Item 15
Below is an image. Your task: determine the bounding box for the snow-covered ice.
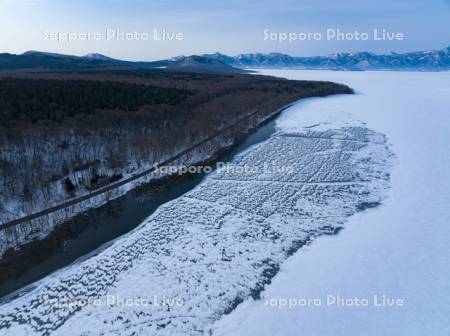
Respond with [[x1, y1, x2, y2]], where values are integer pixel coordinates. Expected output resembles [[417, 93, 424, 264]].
[[0, 77, 393, 335], [212, 70, 450, 336]]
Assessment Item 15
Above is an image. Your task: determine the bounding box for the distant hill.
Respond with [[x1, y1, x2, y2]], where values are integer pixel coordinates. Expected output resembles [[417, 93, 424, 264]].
[[0, 51, 244, 73], [166, 55, 245, 73], [202, 46, 450, 71], [0, 51, 131, 71]]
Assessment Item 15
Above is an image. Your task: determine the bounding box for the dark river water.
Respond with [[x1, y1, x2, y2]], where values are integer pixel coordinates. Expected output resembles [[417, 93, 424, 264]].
[[0, 119, 278, 300]]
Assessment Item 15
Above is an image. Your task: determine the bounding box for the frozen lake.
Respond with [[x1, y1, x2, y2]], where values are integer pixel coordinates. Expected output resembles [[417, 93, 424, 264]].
[[1, 69, 448, 336], [213, 70, 450, 336]]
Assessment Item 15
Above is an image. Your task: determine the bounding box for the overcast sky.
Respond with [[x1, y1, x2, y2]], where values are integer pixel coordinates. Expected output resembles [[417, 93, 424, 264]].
[[0, 0, 449, 61]]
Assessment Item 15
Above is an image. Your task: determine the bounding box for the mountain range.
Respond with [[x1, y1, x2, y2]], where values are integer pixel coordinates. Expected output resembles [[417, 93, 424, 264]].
[[202, 46, 450, 71], [0, 46, 449, 72], [0, 51, 240, 73]]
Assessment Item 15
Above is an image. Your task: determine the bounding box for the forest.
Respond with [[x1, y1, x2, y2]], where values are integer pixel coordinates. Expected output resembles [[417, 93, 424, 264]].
[[0, 69, 352, 231], [0, 78, 192, 125]]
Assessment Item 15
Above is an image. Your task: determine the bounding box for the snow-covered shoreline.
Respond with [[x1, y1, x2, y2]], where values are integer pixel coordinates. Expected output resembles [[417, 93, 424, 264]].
[[212, 70, 450, 336]]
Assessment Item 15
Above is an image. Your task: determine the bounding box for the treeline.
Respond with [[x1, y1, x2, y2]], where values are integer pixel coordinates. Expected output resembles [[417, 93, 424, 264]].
[[0, 70, 352, 225], [0, 78, 192, 126]]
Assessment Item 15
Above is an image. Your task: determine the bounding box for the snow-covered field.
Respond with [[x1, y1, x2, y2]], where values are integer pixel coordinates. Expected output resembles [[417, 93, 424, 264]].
[[0, 73, 393, 335], [212, 70, 450, 336]]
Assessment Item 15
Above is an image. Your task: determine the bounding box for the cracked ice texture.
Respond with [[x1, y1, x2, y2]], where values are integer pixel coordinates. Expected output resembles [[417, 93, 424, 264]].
[[0, 121, 392, 335]]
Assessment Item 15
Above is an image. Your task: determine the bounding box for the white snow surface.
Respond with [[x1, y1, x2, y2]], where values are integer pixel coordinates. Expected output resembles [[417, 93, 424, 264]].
[[212, 70, 450, 336], [0, 73, 394, 335]]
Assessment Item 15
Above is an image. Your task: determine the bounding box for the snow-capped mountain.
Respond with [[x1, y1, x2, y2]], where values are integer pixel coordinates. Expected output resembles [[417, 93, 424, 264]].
[[203, 46, 450, 70], [167, 55, 244, 73], [82, 53, 118, 61]]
